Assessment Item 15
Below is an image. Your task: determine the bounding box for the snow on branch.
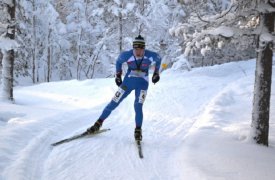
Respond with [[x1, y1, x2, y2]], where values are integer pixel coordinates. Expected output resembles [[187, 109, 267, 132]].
[[257, 32, 275, 51], [0, 0, 14, 7], [195, 0, 236, 24], [0, 22, 8, 29], [170, 0, 275, 58], [257, 2, 275, 13], [206, 26, 234, 38], [0, 35, 19, 52], [180, 24, 263, 57]]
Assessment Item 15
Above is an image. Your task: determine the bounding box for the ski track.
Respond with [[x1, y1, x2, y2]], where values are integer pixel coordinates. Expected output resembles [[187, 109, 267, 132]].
[[0, 106, 103, 180], [0, 62, 256, 180]]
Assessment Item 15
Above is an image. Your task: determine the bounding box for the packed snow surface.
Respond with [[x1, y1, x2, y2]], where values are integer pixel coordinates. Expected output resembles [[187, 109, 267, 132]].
[[0, 59, 274, 180]]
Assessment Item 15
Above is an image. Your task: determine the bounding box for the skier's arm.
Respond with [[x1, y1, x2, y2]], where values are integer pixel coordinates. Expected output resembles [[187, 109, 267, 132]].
[[116, 52, 128, 73], [150, 52, 161, 84], [153, 53, 162, 74]]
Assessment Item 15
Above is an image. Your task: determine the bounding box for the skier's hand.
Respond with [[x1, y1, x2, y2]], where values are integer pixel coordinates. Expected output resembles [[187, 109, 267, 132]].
[[115, 71, 122, 86], [152, 72, 160, 84]]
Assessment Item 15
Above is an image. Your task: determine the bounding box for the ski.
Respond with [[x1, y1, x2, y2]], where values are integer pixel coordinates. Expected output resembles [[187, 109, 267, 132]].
[[136, 140, 144, 159], [51, 128, 110, 146]]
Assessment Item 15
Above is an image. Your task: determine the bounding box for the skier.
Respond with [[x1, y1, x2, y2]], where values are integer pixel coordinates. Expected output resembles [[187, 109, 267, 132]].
[[86, 35, 161, 141]]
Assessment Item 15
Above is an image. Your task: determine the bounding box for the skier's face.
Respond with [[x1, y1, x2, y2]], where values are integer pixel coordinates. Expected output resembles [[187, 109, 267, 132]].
[[134, 48, 145, 58]]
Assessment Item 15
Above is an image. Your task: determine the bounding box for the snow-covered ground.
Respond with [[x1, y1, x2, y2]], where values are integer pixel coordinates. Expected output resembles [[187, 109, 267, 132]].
[[0, 59, 274, 180]]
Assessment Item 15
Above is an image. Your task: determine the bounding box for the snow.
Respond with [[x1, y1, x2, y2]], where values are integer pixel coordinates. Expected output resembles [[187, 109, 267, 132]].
[[91, 8, 104, 16], [0, 59, 275, 180], [171, 54, 191, 71], [208, 26, 234, 38], [0, 36, 19, 51], [260, 33, 273, 43], [257, 3, 275, 13], [125, 3, 135, 11], [201, 46, 211, 56], [218, 40, 224, 49], [0, 0, 14, 7], [0, 22, 8, 29]]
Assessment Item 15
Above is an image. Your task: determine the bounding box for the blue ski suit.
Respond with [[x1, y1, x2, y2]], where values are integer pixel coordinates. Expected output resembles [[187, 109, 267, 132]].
[[99, 49, 162, 127]]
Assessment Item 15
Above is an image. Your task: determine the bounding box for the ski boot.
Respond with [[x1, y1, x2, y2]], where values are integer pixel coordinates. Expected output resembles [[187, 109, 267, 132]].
[[134, 127, 142, 141], [87, 119, 103, 134]]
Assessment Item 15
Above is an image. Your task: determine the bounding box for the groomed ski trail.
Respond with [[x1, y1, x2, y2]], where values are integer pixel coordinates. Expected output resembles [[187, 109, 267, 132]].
[[0, 61, 257, 180]]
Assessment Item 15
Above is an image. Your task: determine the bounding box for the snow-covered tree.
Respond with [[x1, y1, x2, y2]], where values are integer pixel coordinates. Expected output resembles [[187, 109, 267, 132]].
[[6, 0, 186, 82], [251, 4, 274, 146], [172, 0, 275, 146], [16, 0, 61, 83], [52, 0, 119, 79], [136, 0, 185, 70], [55, 0, 186, 78], [0, 0, 17, 102], [170, 0, 257, 67], [1, 0, 182, 82]]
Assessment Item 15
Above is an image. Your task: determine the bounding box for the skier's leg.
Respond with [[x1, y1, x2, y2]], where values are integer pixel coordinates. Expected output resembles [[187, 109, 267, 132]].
[[134, 89, 147, 128], [133, 88, 147, 141], [99, 85, 131, 120], [87, 77, 135, 133]]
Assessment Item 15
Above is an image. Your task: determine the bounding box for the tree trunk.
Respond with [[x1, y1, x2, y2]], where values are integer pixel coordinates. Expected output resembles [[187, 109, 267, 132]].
[[118, 2, 123, 52], [47, 27, 52, 82], [76, 28, 83, 80], [0, 52, 2, 85], [1, 0, 16, 101], [138, 0, 145, 35], [2, 51, 14, 101], [251, 12, 274, 146], [32, 1, 37, 83]]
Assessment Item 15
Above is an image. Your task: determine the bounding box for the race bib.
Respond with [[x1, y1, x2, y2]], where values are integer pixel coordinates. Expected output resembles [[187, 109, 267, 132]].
[[138, 90, 147, 103], [128, 70, 146, 78], [112, 87, 125, 103]]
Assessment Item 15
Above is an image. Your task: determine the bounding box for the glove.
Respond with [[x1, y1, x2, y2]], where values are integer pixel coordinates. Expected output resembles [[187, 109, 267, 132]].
[[152, 72, 160, 84], [115, 71, 122, 86]]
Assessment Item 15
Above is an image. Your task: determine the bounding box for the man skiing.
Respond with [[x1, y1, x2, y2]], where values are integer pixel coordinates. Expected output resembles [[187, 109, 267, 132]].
[[86, 35, 161, 141]]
